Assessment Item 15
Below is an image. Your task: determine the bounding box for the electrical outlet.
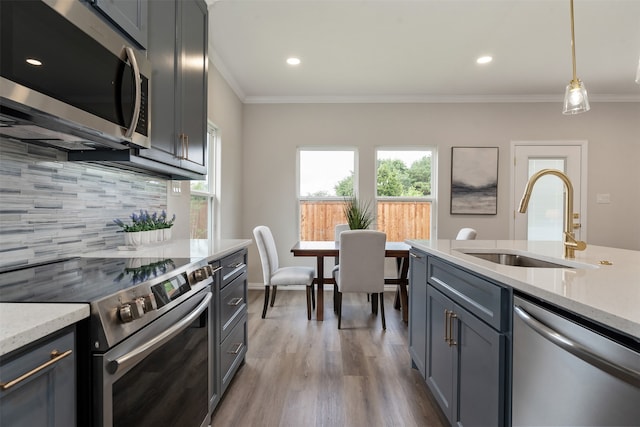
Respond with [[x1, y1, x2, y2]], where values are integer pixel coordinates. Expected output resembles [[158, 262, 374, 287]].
[[171, 181, 182, 195], [596, 193, 610, 204]]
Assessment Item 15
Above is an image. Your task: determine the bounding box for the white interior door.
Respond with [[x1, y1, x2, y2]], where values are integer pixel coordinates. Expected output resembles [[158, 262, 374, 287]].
[[512, 142, 586, 241]]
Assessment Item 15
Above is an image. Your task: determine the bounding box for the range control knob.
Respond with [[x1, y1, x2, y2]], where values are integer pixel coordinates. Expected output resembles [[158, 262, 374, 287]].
[[118, 299, 145, 323], [192, 267, 209, 283], [141, 294, 157, 312], [118, 304, 133, 323]]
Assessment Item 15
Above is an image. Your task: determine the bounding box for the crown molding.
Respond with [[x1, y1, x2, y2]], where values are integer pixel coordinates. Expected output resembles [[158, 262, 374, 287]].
[[209, 49, 246, 102], [243, 93, 640, 104]]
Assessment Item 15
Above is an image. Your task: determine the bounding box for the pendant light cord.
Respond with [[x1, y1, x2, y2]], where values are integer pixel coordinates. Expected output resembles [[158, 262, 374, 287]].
[[570, 0, 577, 82]]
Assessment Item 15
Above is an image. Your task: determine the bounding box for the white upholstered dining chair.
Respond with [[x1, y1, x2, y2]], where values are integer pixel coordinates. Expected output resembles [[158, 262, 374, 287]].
[[253, 225, 315, 319], [332, 230, 387, 330], [456, 227, 477, 240]]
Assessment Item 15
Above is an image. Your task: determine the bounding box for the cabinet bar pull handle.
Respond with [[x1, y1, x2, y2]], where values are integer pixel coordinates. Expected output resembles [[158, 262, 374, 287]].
[[227, 343, 243, 355], [208, 265, 223, 275], [410, 252, 421, 259], [444, 309, 450, 344], [0, 349, 72, 390], [227, 297, 243, 306], [449, 312, 458, 347]]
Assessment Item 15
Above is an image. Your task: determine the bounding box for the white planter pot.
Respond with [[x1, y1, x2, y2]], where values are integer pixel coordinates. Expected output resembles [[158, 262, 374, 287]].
[[124, 232, 143, 247], [140, 230, 151, 245], [162, 228, 172, 242]]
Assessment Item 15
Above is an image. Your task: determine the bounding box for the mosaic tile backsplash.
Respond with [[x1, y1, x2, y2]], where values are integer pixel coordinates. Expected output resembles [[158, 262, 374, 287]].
[[0, 138, 168, 270]]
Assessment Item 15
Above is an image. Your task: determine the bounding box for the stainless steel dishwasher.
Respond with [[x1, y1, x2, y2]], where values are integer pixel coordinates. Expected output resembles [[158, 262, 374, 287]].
[[512, 296, 640, 426]]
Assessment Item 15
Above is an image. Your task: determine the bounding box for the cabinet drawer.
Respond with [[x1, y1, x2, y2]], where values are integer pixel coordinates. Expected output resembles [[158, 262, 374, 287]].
[[220, 271, 247, 341], [221, 250, 247, 288], [427, 257, 509, 331], [220, 318, 247, 391], [0, 329, 76, 427]]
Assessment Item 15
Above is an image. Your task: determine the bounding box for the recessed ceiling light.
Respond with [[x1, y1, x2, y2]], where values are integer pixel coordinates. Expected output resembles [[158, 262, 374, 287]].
[[476, 56, 493, 64], [26, 58, 42, 66], [286, 57, 301, 66]]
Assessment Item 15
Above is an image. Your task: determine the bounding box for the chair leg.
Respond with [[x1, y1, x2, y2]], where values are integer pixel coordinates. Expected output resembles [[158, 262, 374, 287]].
[[306, 285, 312, 320], [371, 293, 378, 315], [337, 291, 343, 329], [333, 284, 338, 314], [311, 282, 316, 309], [380, 292, 386, 330], [270, 285, 277, 307], [262, 286, 270, 319]]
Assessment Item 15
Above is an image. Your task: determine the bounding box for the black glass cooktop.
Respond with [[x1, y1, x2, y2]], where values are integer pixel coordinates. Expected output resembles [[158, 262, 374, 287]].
[[0, 257, 195, 303]]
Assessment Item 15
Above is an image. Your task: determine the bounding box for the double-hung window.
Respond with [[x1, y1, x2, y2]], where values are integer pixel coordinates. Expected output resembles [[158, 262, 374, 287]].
[[298, 148, 356, 241], [190, 123, 219, 239], [375, 148, 435, 240]]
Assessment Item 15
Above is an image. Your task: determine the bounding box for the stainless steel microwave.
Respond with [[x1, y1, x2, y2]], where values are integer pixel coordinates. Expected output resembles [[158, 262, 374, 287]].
[[0, 0, 151, 150]]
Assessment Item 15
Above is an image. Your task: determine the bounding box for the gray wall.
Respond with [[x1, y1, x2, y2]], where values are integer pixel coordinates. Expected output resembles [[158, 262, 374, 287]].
[[241, 101, 640, 283]]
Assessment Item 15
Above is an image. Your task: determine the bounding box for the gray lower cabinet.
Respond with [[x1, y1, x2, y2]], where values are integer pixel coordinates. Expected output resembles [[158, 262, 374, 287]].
[[209, 249, 248, 414], [409, 254, 511, 427], [144, 0, 208, 179], [0, 327, 76, 427], [408, 248, 428, 377], [426, 285, 505, 426]]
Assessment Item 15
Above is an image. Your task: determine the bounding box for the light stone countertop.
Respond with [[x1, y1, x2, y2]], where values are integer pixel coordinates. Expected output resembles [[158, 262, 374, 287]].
[[81, 238, 252, 261], [0, 239, 252, 356], [406, 239, 640, 340], [0, 303, 89, 356]]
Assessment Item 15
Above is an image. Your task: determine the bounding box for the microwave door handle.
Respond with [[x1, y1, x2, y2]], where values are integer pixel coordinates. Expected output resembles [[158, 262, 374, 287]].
[[123, 46, 142, 139]]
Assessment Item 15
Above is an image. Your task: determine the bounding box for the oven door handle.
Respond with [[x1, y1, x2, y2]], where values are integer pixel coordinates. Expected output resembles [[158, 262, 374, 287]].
[[107, 292, 212, 375]]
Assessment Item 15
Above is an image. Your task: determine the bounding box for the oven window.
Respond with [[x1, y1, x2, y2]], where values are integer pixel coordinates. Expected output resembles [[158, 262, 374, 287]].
[[111, 311, 209, 427]]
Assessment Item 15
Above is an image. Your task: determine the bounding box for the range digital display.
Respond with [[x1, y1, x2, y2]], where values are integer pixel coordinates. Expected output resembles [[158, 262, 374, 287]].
[[151, 274, 189, 307]]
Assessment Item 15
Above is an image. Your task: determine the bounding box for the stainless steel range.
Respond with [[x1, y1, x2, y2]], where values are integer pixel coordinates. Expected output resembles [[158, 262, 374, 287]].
[[0, 256, 218, 427]]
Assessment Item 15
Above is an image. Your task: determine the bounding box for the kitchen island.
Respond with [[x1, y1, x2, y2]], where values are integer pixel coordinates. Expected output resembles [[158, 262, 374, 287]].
[[406, 239, 639, 427], [406, 239, 639, 339]]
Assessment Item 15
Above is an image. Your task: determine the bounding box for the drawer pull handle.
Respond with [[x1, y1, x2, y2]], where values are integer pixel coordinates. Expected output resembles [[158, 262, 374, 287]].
[[208, 265, 223, 275], [410, 252, 421, 259], [227, 297, 243, 306], [0, 349, 72, 390], [227, 343, 243, 355]]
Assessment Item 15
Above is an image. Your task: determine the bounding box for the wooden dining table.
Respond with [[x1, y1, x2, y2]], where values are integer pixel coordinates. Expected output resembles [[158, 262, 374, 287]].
[[291, 240, 411, 321]]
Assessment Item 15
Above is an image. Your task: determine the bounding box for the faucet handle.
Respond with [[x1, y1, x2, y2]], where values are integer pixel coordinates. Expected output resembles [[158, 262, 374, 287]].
[[564, 232, 587, 251]]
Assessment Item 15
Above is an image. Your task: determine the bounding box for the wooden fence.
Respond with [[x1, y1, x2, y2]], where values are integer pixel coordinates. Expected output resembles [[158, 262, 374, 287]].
[[300, 200, 431, 241]]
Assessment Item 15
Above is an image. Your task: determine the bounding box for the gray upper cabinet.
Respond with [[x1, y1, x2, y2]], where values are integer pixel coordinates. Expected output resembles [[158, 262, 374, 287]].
[[143, 0, 208, 179], [89, 0, 148, 48]]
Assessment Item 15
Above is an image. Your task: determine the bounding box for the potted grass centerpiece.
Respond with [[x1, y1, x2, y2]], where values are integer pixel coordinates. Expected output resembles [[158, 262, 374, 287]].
[[343, 196, 374, 230]]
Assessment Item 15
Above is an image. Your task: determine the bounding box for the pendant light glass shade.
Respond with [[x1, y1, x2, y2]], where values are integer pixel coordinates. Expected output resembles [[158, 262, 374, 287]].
[[563, 79, 590, 114], [562, 0, 590, 115]]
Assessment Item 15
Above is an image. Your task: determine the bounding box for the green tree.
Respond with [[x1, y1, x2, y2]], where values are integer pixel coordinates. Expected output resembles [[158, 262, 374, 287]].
[[335, 173, 354, 196], [377, 161, 404, 196], [408, 156, 431, 195]]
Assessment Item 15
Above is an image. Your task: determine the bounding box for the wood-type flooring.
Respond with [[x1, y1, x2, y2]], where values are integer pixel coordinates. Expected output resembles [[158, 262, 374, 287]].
[[210, 289, 447, 427]]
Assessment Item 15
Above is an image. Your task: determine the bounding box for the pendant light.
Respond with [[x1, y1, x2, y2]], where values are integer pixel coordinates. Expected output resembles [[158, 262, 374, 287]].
[[562, 0, 590, 115]]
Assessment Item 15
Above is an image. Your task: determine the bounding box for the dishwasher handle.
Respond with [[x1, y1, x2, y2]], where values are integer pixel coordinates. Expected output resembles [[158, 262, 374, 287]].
[[514, 305, 640, 388]]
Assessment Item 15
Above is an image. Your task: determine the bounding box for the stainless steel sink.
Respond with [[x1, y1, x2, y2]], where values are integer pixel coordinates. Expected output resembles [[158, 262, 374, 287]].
[[461, 252, 575, 268]]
